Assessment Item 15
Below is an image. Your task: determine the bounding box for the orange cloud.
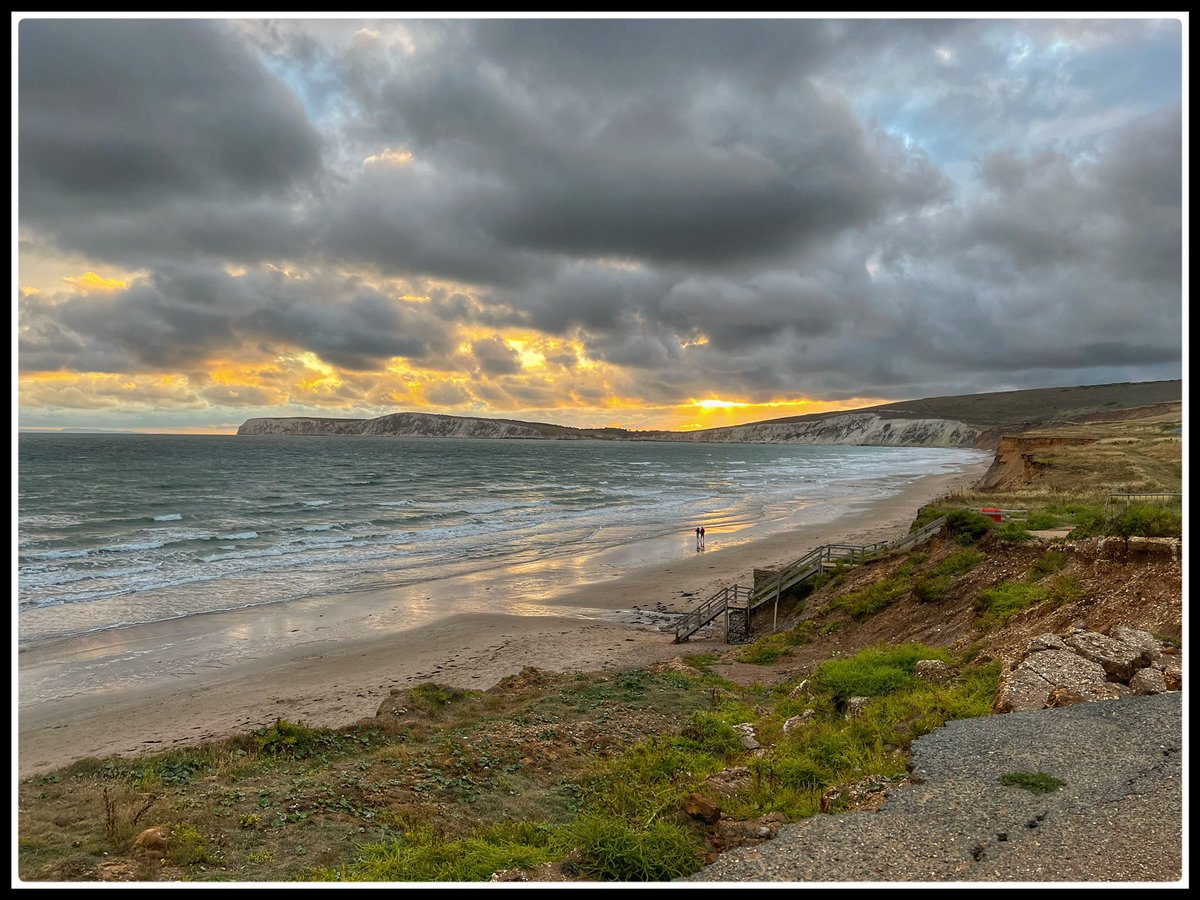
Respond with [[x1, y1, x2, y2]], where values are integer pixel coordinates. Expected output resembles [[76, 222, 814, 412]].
[[61, 271, 128, 292]]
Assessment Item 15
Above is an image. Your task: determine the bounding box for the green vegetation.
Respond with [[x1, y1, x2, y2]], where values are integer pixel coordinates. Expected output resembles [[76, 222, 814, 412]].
[[1070, 503, 1182, 540], [975, 582, 1047, 630], [19, 644, 1002, 883], [1028, 550, 1067, 582], [912, 574, 951, 603], [994, 522, 1033, 542], [944, 510, 995, 545], [931, 550, 983, 577], [998, 772, 1065, 794], [168, 823, 210, 867], [321, 822, 557, 882], [736, 623, 815, 665], [827, 573, 911, 621], [565, 816, 700, 881]]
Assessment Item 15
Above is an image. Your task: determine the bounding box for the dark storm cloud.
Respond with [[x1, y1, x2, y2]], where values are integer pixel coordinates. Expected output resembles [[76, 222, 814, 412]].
[[19, 19, 322, 264], [17, 18, 1182, 409], [20, 265, 456, 374], [340, 20, 948, 271]]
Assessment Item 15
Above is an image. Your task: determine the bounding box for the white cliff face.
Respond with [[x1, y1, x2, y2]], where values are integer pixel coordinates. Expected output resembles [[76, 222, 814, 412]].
[[679, 413, 979, 447], [237, 417, 368, 436], [237, 411, 979, 448], [359, 413, 550, 439]]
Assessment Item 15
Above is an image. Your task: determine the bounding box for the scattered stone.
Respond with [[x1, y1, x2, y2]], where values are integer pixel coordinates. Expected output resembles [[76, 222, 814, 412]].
[[733, 723, 760, 750], [914, 660, 952, 681], [820, 775, 907, 814], [783, 710, 816, 733], [1046, 686, 1087, 708], [1130, 667, 1168, 695], [844, 697, 870, 719], [682, 793, 722, 824], [1065, 631, 1152, 683], [130, 826, 171, 857], [490, 856, 578, 882], [704, 767, 752, 797], [648, 656, 694, 675], [1028, 633, 1068, 653], [714, 813, 785, 851], [788, 680, 810, 699], [1163, 664, 1182, 692]]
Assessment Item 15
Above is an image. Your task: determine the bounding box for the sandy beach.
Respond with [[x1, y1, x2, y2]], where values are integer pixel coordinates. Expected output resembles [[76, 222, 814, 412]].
[[17, 459, 989, 778]]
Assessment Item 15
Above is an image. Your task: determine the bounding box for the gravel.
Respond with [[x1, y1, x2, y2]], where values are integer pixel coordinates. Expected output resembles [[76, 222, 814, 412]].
[[684, 693, 1183, 883]]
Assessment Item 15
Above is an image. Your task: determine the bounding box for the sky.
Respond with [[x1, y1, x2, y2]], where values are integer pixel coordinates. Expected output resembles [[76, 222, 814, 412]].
[[15, 15, 1185, 433]]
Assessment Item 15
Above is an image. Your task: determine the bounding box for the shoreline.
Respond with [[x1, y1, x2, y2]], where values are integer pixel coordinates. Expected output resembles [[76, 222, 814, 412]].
[[17, 458, 989, 778]]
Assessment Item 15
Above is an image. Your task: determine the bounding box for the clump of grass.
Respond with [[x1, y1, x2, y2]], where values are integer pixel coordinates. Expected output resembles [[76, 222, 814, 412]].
[[737, 642, 784, 665], [998, 772, 1065, 794], [944, 510, 995, 545], [1044, 574, 1081, 607], [564, 815, 701, 881], [682, 653, 718, 673], [828, 573, 911, 622], [931, 549, 984, 577], [975, 582, 1047, 630], [811, 645, 953, 701], [254, 719, 323, 758], [1027, 550, 1067, 582], [1024, 511, 1060, 530], [329, 822, 557, 882], [676, 711, 744, 757], [168, 823, 209, 866], [911, 505, 952, 531], [1070, 503, 1182, 540], [409, 683, 467, 713], [994, 522, 1034, 543], [912, 574, 951, 603]]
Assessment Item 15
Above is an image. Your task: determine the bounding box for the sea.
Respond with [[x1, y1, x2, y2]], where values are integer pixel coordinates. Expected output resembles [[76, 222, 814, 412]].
[[17, 433, 982, 645]]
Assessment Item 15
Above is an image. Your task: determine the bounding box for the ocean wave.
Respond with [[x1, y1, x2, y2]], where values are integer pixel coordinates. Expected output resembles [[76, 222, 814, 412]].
[[301, 500, 333, 507], [150, 513, 182, 522], [217, 531, 258, 541], [19, 562, 161, 589]]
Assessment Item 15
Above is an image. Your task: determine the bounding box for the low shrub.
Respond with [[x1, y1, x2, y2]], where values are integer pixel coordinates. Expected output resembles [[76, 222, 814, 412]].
[[944, 510, 995, 545], [565, 816, 701, 881], [975, 582, 1047, 630]]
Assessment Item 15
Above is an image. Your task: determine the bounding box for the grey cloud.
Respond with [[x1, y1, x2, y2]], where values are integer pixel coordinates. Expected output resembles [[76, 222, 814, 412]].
[[17, 18, 1183, 415], [19, 19, 322, 264], [21, 265, 457, 374], [471, 337, 522, 376]]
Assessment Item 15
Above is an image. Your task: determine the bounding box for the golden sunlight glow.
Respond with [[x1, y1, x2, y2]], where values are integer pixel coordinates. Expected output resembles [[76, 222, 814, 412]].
[[692, 398, 748, 409], [681, 335, 709, 349], [292, 352, 343, 391], [62, 272, 127, 292], [364, 148, 415, 168]]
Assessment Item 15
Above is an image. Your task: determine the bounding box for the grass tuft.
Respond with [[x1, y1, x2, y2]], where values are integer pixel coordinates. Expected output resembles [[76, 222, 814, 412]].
[[998, 772, 1065, 794]]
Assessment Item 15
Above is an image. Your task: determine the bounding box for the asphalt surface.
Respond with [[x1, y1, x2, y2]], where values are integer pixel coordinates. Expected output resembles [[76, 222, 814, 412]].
[[685, 692, 1184, 883]]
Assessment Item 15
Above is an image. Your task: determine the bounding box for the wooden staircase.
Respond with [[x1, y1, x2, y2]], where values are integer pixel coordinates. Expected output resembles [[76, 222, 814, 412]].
[[673, 515, 949, 644]]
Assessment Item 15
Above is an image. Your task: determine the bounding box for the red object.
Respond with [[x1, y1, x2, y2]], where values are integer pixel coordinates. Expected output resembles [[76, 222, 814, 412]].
[[980, 507, 1003, 523]]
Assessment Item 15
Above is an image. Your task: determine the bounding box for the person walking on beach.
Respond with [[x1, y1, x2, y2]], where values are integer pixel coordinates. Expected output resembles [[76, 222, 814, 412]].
[[695, 526, 702, 550], [700, 526, 706, 549]]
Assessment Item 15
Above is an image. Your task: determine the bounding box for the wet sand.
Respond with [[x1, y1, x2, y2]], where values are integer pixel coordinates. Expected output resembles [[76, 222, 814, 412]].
[[17, 459, 988, 777]]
